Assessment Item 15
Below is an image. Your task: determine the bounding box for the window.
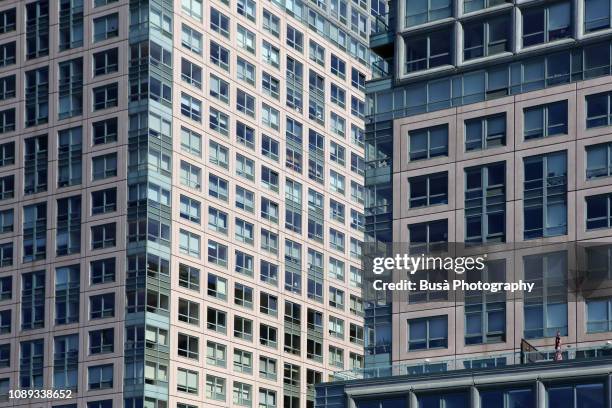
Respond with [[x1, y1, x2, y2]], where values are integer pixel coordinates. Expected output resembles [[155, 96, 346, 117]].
[[465, 261, 506, 344], [58, 127, 82, 188], [409, 172, 448, 207], [523, 151, 567, 239], [25, 1, 49, 58], [585, 0, 612, 32], [331, 54, 346, 78], [586, 193, 612, 230], [179, 229, 200, 258], [465, 163, 506, 243], [405, 0, 451, 26], [259, 356, 277, 379], [409, 219, 448, 253], [88, 364, 113, 390], [177, 333, 198, 359], [93, 13, 118, 42], [260, 389, 276, 408], [180, 195, 201, 224], [351, 68, 365, 91], [330, 83, 346, 108], [90, 258, 115, 284], [209, 174, 228, 201], [181, 93, 202, 122], [24, 135, 48, 194], [180, 127, 201, 157], [409, 125, 448, 160], [329, 287, 345, 309], [0, 175, 13, 200], [524, 101, 568, 139], [207, 307, 227, 333], [92, 83, 118, 110], [88, 328, 114, 356], [260, 324, 278, 348], [208, 207, 228, 234], [205, 142, 227, 170], [405, 30, 451, 72], [234, 349, 253, 374], [92, 153, 117, 180], [23, 204, 47, 262], [0, 42, 15, 68], [587, 142, 612, 179], [181, 58, 202, 88], [408, 315, 448, 350], [0, 142, 13, 168], [547, 383, 605, 408], [208, 240, 228, 266], [93, 48, 118, 76], [0, 209, 12, 233], [261, 260, 278, 285], [236, 186, 255, 212], [309, 40, 325, 66], [210, 7, 229, 37], [523, 251, 568, 338], [177, 264, 199, 292], [91, 223, 115, 249], [237, 57, 256, 86], [351, 96, 365, 118], [207, 341, 226, 367], [234, 316, 253, 341], [177, 368, 198, 394], [209, 107, 229, 136], [262, 135, 279, 161], [208, 274, 227, 300], [178, 298, 199, 325], [235, 251, 254, 276], [237, 0, 255, 21], [262, 41, 280, 68], [262, 105, 280, 131], [210, 75, 229, 103], [234, 283, 253, 309], [237, 90, 255, 117], [522, 2, 571, 47], [92, 118, 117, 145], [264, 10, 281, 36], [210, 41, 229, 71], [20, 339, 44, 387], [0, 9, 16, 34], [586, 91, 612, 128], [24, 68, 49, 127], [235, 218, 254, 245], [237, 25, 255, 53], [56, 197, 81, 256], [206, 375, 226, 401], [180, 161, 201, 190], [464, 16, 510, 60], [0, 242, 12, 266], [58, 58, 83, 119], [181, 24, 202, 54], [465, 114, 506, 151], [90, 293, 114, 319], [287, 25, 303, 51], [330, 170, 345, 194], [182, 0, 202, 20], [587, 297, 612, 333], [0, 75, 15, 101]]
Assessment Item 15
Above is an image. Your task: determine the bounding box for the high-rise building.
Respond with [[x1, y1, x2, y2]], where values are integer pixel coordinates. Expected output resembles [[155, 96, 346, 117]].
[[0, 0, 375, 406], [317, 0, 612, 407]]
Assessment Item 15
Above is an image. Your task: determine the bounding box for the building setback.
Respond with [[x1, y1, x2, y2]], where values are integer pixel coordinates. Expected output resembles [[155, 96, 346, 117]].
[[317, 0, 612, 407], [0, 0, 374, 407]]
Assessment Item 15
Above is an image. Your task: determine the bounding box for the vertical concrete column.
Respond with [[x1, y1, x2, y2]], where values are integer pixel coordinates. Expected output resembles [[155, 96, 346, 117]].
[[470, 385, 480, 408], [409, 390, 418, 408], [537, 380, 546, 408], [574, 0, 584, 41]]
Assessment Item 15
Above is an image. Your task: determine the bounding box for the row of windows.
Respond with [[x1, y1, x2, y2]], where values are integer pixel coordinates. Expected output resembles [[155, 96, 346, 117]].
[[355, 381, 606, 408], [405, 2, 578, 74], [404, 0, 612, 37]]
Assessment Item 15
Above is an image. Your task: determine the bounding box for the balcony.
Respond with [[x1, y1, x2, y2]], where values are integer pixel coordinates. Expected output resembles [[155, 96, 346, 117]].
[[370, 13, 394, 59], [330, 343, 612, 382]]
